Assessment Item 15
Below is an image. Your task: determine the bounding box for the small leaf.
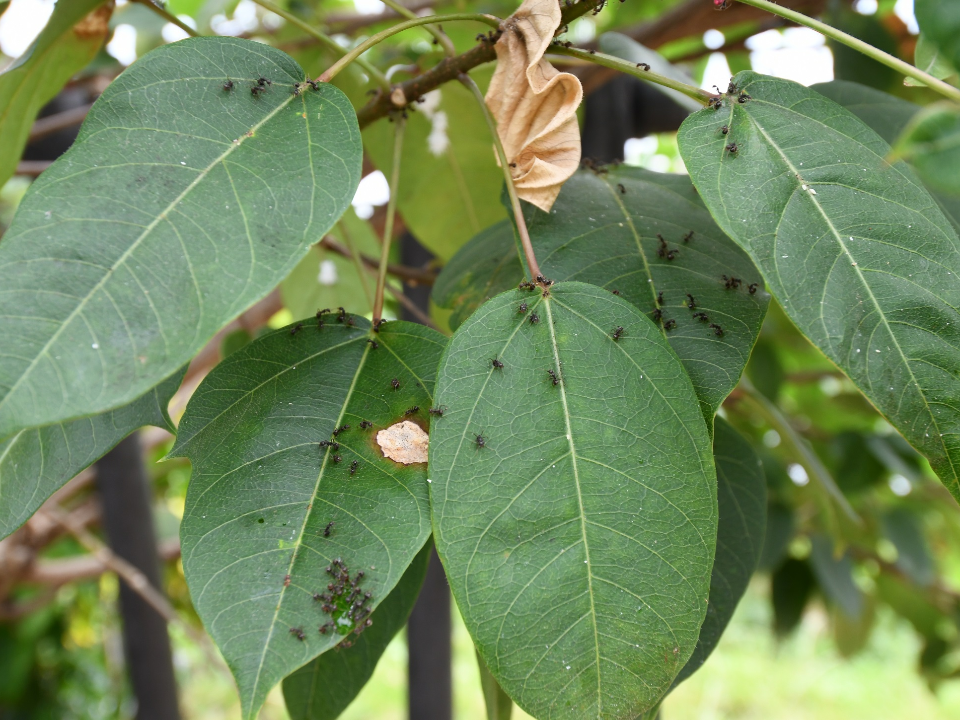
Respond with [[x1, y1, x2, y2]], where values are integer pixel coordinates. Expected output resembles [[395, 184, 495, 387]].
[[832, 593, 875, 658], [673, 417, 766, 687], [679, 71, 960, 502], [892, 103, 960, 196], [282, 541, 432, 720], [906, 33, 958, 87], [0, 368, 183, 540], [430, 282, 717, 719], [809, 535, 863, 619], [174, 318, 445, 719], [0, 0, 109, 187], [478, 651, 514, 720], [757, 502, 794, 571], [914, 0, 960, 77], [0, 36, 361, 440], [771, 558, 815, 637], [881, 507, 935, 586]]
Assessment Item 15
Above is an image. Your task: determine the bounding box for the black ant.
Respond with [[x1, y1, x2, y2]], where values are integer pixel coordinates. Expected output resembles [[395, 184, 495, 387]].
[[547, 369, 560, 386], [612, 326, 624, 341], [617, 183, 626, 194], [748, 282, 759, 294], [612, 289, 621, 296], [257, 76, 272, 87], [404, 406, 420, 415], [350, 461, 358, 476], [319, 622, 335, 635], [657, 291, 664, 306], [709, 323, 724, 336], [251, 85, 266, 97], [666, 249, 678, 261], [367, 339, 378, 349], [686, 294, 696, 309], [292, 83, 302, 96], [636, 62, 650, 71], [391, 378, 400, 390], [319, 440, 339, 450], [474, 432, 486, 449], [359, 420, 373, 429], [290, 323, 303, 335], [738, 91, 751, 103], [336, 307, 346, 322], [726, 142, 739, 154], [535, 274, 554, 286], [290, 627, 305, 641], [727, 80, 738, 94], [652, 308, 663, 323], [491, 358, 504, 370], [657, 233, 668, 258], [683, 231, 694, 242], [304, 80, 320, 91], [373, 319, 387, 332], [529, 312, 540, 325], [723, 275, 742, 289], [664, 319, 677, 331], [323, 521, 335, 537], [720, 125, 729, 135], [693, 312, 710, 323], [429, 406, 446, 417], [709, 96, 723, 110], [333, 424, 350, 436], [223, 79, 234, 91], [519, 280, 535, 290], [333, 454, 342, 464]]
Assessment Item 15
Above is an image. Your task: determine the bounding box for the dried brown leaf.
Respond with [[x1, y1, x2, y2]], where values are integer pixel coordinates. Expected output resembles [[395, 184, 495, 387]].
[[376, 421, 429, 464], [485, 0, 582, 212]]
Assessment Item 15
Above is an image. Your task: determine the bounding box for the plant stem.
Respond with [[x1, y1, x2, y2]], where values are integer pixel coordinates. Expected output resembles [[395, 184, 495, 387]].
[[458, 73, 542, 280], [131, 0, 199, 37], [249, 0, 390, 90], [735, 0, 960, 103], [550, 45, 715, 105], [378, 0, 456, 57], [336, 222, 375, 308], [320, 14, 501, 83], [738, 376, 861, 524], [373, 117, 406, 323]]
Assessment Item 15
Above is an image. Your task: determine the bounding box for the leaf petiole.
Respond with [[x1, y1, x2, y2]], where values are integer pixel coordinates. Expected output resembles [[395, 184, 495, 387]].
[[372, 116, 406, 323]]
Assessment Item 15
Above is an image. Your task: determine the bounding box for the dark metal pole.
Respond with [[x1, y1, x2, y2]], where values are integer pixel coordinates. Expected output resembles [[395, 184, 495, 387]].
[[96, 433, 181, 720], [401, 232, 453, 720]]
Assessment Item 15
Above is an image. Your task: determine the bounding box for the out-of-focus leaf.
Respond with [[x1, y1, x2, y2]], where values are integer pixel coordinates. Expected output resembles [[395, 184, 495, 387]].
[[478, 651, 513, 720], [881, 508, 935, 586], [832, 431, 886, 494], [876, 573, 942, 636], [599, 33, 700, 113], [674, 418, 766, 686], [809, 535, 863, 620], [827, 6, 898, 90], [430, 282, 717, 719], [745, 337, 784, 403], [892, 103, 960, 196], [0, 369, 183, 540], [679, 71, 960, 503], [0, 37, 362, 440], [832, 593, 875, 658], [771, 558, 816, 637], [173, 318, 444, 719], [758, 502, 794, 571], [915, 0, 960, 77], [906, 33, 958, 87], [431, 220, 522, 331], [0, 0, 109, 188], [282, 542, 431, 720]]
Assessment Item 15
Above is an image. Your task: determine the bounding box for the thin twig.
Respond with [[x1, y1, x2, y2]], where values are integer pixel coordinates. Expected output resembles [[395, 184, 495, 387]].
[[379, 0, 456, 57], [458, 73, 541, 280], [372, 117, 407, 323], [325, 0, 455, 34], [318, 236, 436, 285], [130, 0, 199, 37], [335, 222, 375, 307]]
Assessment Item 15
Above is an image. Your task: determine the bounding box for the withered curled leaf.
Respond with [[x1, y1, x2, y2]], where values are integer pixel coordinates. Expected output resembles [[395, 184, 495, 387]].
[[485, 0, 582, 212]]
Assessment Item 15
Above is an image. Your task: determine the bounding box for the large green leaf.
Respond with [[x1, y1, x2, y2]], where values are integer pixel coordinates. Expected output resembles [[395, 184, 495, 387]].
[[915, 0, 960, 76], [435, 168, 769, 418], [173, 318, 444, 719], [0, 36, 362, 440], [673, 417, 766, 687], [282, 540, 431, 720], [0, 368, 183, 540], [678, 71, 960, 502], [0, 0, 108, 188], [430, 282, 717, 719]]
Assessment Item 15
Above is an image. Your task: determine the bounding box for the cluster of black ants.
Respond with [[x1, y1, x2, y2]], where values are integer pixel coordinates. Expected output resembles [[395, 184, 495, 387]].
[[288, 558, 373, 649], [709, 80, 752, 156], [221, 74, 322, 98]]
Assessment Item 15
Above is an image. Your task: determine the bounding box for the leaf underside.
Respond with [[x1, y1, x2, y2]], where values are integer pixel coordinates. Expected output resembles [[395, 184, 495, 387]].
[[679, 71, 960, 502], [0, 36, 361, 440], [430, 282, 717, 719], [0, 368, 183, 540], [174, 317, 445, 719]]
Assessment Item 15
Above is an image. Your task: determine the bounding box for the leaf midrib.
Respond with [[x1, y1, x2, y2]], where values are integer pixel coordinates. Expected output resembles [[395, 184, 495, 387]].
[[0, 89, 299, 420]]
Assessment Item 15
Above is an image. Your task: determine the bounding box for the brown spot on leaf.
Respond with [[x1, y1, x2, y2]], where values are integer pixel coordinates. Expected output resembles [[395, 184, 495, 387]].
[[376, 420, 428, 464], [74, 2, 113, 40]]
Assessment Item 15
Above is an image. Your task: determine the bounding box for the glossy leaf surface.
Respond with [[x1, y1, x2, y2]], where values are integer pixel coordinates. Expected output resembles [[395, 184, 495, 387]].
[[679, 71, 960, 501], [430, 282, 717, 719], [673, 417, 766, 686], [282, 541, 431, 720], [0, 36, 361, 439], [0, 369, 182, 540], [174, 318, 444, 719]]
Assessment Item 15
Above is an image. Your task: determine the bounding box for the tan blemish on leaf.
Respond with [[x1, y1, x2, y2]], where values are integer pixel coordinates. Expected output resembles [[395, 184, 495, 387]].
[[74, 2, 113, 40], [377, 420, 429, 464], [485, 0, 582, 212]]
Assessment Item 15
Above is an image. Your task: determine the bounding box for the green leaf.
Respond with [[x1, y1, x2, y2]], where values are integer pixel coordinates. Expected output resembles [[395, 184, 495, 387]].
[[771, 558, 815, 637], [0, 36, 362, 440], [0, 368, 183, 540], [892, 103, 960, 196], [757, 502, 794, 571], [673, 417, 766, 687], [0, 0, 108, 188], [881, 507, 935, 586], [809, 535, 863, 619], [359, 69, 506, 260], [831, 592, 875, 658], [282, 540, 431, 720], [598, 33, 700, 113], [437, 168, 770, 418], [678, 71, 960, 503], [915, 0, 960, 77], [431, 220, 522, 331], [478, 651, 514, 720], [430, 282, 717, 719], [906, 33, 958, 87], [173, 317, 445, 719]]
